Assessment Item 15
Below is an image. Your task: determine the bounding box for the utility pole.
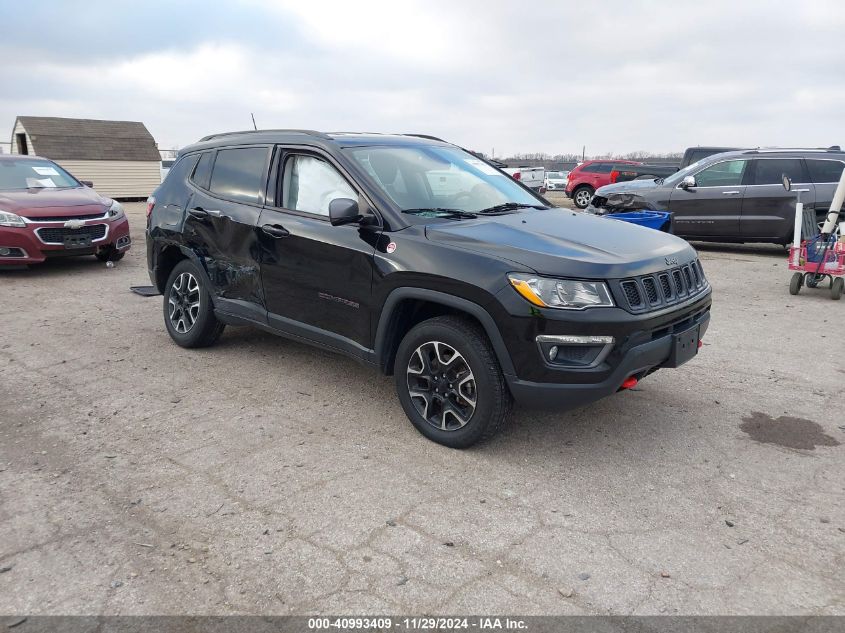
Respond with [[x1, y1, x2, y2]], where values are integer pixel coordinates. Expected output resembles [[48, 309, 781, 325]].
[[251, 113, 257, 131], [582, 145, 585, 161]]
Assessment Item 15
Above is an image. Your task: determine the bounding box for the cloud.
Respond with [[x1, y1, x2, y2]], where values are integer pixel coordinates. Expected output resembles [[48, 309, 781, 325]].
[[1, 0, 843, 156]]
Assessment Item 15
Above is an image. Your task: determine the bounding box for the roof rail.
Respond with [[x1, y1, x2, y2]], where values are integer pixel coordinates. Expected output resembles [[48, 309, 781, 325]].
[[744, 146, 842, 154], [199, 129, 332, 142], [403, 133, 449, 143]]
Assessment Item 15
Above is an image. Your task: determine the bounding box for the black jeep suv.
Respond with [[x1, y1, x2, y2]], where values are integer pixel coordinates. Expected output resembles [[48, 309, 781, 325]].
[[146, 131, 711, 448]]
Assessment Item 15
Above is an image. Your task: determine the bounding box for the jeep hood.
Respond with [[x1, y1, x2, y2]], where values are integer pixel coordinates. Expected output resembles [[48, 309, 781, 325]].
[[425, 209, 695, 278]]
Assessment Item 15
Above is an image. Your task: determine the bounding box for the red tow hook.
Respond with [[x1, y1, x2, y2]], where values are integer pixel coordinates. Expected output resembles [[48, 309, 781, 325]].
[[621, 376, 638, 390], [698, 339, 704, 349]]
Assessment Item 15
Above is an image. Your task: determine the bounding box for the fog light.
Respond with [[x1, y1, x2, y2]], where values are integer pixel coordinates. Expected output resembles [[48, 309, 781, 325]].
[[536, 334, 615, 369]]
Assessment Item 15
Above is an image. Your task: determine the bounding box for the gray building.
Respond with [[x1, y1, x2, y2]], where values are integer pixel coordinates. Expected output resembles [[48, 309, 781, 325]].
[[10, 116, 161, 198]]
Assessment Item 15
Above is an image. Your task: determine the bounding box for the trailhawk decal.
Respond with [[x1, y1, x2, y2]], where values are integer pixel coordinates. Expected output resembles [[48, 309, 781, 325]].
[[317, 292, 360, 309]]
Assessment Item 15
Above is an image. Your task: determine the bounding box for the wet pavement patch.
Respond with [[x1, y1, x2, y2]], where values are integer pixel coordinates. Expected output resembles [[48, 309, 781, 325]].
[[740, 412, 840, 450]]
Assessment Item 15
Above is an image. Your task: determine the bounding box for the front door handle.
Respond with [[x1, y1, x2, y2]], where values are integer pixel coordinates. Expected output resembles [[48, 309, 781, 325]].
[[261, 224, 290, 238], [722, 190, 741, 195]]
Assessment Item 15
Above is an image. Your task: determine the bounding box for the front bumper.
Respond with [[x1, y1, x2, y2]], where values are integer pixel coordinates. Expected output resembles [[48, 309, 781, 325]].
[[506, 307, 710, 408], [489, 281, 712, 408], [0, 216, 131, 266]]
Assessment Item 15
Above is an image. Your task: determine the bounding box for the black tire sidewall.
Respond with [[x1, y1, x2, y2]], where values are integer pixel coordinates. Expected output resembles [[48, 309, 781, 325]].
[[394, 319, 504, 448], [832, 277, 843, 300], [163, 260, 217, 347], [789, 273, 803, 295]]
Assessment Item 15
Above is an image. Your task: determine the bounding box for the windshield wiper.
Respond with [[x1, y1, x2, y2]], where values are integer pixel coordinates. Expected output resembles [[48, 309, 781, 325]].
[[476, 202, 548, 214], [402, 208, 478, 219]]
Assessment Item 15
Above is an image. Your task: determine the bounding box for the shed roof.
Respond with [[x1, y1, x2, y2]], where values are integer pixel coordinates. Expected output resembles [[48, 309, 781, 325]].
[[16, 116, 160, 162]]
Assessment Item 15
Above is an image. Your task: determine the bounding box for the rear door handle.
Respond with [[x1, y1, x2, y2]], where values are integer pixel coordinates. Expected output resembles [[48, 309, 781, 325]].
[[188, 207, 222, 218], [722, 190, 740, 195], [261, 224, 290, 238]]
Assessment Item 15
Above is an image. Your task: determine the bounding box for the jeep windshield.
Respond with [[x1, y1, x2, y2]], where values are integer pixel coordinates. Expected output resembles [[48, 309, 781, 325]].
[[0, 159, 80, 190], [347, 145, 547, 215]]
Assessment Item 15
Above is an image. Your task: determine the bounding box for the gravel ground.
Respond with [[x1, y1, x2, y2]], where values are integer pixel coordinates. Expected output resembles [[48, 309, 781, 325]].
[[1, 202, 843, 615]]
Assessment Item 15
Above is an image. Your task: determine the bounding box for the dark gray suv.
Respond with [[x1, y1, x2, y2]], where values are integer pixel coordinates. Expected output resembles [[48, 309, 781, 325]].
[[587, 148, 845, 244]]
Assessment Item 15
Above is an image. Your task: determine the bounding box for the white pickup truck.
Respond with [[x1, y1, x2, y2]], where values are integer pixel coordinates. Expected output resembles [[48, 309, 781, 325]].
[[502, 165, 545, 193]]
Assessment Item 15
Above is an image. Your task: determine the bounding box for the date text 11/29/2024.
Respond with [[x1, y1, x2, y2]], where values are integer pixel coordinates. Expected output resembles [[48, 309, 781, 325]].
[[307, 617, 528, 630]]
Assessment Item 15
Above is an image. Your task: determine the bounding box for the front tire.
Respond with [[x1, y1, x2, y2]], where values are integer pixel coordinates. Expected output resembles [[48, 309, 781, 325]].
[[163, 260, 224, 348], [831, 277, 843, 300], [789, 272, 803, 295], [572, 186, 594, 209], [394, 316, 512, 448]]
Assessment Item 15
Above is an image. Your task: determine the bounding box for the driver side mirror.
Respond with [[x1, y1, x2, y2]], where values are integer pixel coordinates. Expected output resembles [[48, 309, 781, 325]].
[[681, 175, 696, 189], [80, 180, 94, 188], [329, 198, 362, 226]]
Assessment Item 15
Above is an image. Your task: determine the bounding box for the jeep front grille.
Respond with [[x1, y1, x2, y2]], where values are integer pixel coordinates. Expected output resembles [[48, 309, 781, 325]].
[[621, 281, 643, 308], [614, 260, 708, 313]]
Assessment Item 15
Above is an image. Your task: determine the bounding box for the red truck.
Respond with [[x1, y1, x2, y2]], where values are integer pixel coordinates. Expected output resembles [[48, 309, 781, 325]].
[[565, 160, 640, 209]]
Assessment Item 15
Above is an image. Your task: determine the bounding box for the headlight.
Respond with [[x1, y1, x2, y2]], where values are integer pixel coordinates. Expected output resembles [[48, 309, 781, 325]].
[[508, 273, 614, 309], [105, 200, 124, 220], [0, 211, 26, 228]]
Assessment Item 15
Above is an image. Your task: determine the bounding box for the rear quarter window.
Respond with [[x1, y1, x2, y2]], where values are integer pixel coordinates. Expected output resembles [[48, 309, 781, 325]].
[[807, 159, 845, 183], [191, 152, 214, 190], [157, 154, 199, 205]]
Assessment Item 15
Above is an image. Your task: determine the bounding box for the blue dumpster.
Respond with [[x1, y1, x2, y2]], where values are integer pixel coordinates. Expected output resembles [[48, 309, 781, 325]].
[[606, 210, 673, 233]]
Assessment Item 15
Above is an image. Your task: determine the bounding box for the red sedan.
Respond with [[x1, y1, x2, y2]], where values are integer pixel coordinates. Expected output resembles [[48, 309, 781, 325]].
[[0, 155, 131, 266]]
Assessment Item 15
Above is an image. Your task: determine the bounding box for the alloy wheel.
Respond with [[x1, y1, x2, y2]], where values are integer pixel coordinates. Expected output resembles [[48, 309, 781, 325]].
[[406, 341, 477, 431], [168, 272, 201, 334], [575, 189, 591, 207]]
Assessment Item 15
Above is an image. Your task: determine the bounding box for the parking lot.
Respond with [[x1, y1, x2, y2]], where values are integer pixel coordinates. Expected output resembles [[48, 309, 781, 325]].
[[1, 200, 843, 615]]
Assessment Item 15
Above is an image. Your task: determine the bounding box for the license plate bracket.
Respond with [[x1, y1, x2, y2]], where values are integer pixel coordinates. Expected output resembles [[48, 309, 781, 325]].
[[665, 325, 700, 368], [63, 233, 93, 249]]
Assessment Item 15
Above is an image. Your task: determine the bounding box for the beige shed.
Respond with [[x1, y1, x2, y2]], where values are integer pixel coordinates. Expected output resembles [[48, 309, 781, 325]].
[[10, 116, 161, 199]]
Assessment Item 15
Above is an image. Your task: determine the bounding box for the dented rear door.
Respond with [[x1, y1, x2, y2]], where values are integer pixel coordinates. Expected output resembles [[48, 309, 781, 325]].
[[182, 146, 271, 320]]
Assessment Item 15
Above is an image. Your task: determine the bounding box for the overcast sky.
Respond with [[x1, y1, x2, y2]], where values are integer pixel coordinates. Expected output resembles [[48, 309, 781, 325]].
[[1, 0, 843, 157]]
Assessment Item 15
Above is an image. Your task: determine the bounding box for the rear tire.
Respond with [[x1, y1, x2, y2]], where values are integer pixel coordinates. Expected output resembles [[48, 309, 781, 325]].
[[789, 272, 803, 295], [831, 277, 843, 300], [394, 315, 512, 448], [572, 186, 594, 209], [163, 259, 224, 348]]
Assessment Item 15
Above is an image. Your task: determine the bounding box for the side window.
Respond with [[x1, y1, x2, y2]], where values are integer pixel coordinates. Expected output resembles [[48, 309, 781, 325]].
[[158, 154, 199, 205], [807, 159, 845, 183], [282, 155, 356, 216], [191, 152, 214, 190], [593, 163, 615, 174], [580, 163, 601, 173], [752, 159, 805, 185], [694, 160, 748, 187], [209, 147, 268, 204]]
